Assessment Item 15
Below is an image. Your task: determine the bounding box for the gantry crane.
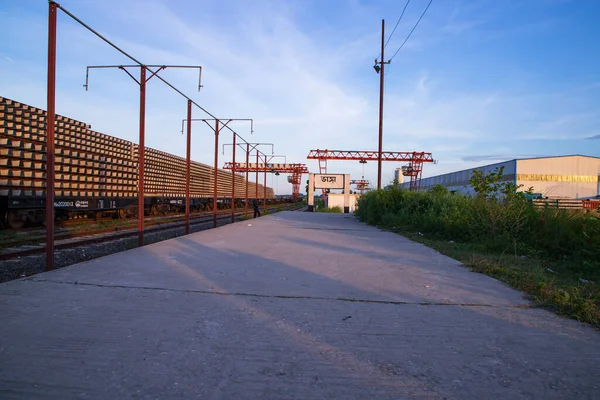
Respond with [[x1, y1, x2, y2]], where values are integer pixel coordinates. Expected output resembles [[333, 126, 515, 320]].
[[350, 179, 370, 194], [223, 162, 309, 200], [307, 150, 434, 191]]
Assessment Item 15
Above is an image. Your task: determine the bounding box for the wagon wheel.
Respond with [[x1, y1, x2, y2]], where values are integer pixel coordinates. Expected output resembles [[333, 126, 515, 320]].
[[6, 210, 25, 230]]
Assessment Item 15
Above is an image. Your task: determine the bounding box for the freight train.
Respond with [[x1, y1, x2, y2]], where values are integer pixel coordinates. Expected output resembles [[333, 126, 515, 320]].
[[0, 96, 283, 229]]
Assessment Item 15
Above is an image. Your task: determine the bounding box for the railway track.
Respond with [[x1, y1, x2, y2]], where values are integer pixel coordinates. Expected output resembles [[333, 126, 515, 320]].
[[0, 204, 305, 261], [0, 207, 253, 249], [2, 202, 302, 247]]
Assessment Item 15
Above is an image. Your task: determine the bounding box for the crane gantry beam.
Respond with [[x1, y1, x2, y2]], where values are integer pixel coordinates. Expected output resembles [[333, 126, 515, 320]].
[[223, 163, 308, 174], [307, 150, 434, 162], [307, 149, 435, 191], [223, 162, 309, 200]]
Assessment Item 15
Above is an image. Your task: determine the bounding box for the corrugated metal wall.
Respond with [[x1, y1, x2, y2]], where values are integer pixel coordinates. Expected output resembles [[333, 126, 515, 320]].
[[405, 160, 514, 195], [401, 156, 600, 199], [516, 156, 600, 199]]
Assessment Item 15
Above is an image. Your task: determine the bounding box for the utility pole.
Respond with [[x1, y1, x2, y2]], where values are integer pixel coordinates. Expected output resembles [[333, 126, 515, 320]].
[[85, 64, 202, 246], [46, 1, 58, 270], [374, 19, 390, 190]]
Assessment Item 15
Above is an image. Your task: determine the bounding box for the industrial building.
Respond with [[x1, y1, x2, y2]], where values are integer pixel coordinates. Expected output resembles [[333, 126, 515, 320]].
[[394, 168, 404, 184], [403, 155, 600, 199]]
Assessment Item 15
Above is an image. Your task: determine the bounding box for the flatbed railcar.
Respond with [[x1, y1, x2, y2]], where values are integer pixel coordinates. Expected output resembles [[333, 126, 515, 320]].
[[0, 96, 277, 229]]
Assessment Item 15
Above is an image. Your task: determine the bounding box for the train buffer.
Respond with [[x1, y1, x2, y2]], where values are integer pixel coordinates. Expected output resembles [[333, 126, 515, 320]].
[[1, 211, 599, 398]]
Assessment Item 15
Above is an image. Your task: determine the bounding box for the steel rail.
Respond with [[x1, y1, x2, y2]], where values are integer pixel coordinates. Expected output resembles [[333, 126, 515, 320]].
[[1, 204, 304, 261]]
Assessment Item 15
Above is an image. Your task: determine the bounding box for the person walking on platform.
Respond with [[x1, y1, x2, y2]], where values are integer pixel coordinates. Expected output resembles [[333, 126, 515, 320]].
[[253, 199, 261, 218]]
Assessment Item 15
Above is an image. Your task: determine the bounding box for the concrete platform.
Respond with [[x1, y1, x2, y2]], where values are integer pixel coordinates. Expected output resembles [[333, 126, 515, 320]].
[[1, 211, 599, 399]]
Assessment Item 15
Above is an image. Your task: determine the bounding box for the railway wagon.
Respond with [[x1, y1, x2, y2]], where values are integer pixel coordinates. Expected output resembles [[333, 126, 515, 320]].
[[0, 96, 275, 229]]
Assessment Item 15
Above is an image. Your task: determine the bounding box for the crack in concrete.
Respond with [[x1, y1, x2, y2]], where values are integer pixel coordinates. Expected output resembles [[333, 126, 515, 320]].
[[26, 278, 532, 309]]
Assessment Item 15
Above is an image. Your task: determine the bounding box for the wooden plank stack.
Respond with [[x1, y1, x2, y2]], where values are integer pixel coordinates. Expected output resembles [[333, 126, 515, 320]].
[[0, 96, 274, 200]]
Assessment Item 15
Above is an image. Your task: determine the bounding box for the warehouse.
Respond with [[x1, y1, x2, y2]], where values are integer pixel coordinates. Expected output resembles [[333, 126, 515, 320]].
[[405, 155, 600, 199]]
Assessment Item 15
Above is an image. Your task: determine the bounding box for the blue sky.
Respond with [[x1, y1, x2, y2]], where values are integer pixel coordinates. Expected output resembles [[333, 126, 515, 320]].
[[1, 0, 599, 194]]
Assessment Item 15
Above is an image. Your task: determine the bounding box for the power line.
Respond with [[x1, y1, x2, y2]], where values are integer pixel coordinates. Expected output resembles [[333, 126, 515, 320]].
[[377, 0, 411, 60], [389, 0, 433, 62]]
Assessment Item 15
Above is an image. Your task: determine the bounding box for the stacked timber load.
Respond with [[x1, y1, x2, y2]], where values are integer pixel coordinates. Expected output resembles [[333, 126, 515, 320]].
[[0, 98, 48, 197], [141, 146, 272, 199], [0, 96, 273, 202], [77, 130, 137, 198], [0, 97, 137, 199]]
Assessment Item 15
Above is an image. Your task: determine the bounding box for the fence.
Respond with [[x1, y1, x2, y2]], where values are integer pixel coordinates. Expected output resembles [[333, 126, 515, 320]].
[[533, 198, 600, 211]]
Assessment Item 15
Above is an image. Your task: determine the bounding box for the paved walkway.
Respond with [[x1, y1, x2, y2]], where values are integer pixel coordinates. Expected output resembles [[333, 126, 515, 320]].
[[1, 212, 599, 399]]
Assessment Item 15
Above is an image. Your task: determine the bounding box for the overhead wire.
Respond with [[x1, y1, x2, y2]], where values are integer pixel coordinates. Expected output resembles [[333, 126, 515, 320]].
[[55, 1, 258, 149], [377, 0, 411, 60], [389, 0, 433, 62]]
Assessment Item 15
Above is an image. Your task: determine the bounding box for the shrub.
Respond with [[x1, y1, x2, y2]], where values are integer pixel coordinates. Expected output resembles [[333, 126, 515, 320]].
[[356, 173, 600, 278]]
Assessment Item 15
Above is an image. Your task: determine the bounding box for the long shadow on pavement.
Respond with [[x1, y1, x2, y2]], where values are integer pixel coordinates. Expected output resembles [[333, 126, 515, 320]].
[[1, 212, 599, 399]]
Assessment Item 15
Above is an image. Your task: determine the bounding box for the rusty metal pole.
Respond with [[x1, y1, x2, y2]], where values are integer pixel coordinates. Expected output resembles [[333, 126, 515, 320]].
[[245, 143, 249, 219], [377, 19, 385, 190], [255, 151, 259, 203], [213, 120, 219, 228], [138, 66, 146, 247], [231, 132, 236, 223], [185, 99, 192, 234], [263, 155, 267, 211], [45, 1, 58, 271]]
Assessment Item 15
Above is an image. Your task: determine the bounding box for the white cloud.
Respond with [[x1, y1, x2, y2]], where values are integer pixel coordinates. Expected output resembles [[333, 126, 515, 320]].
[[0, 0, 598, 193]]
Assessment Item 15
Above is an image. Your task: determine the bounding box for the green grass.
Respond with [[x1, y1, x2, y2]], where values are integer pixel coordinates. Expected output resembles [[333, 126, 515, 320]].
[[399, 231, 600, 327], [314, 198, 342, 213], [357, 186, 600, 327], [316, 206, 342, 213]]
